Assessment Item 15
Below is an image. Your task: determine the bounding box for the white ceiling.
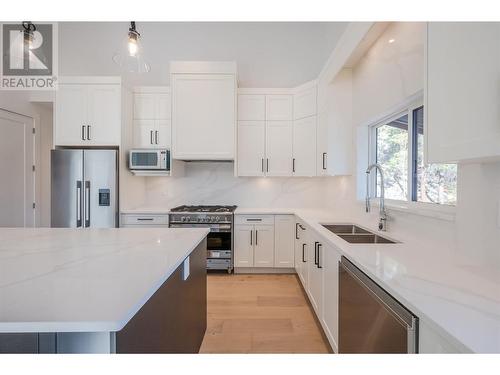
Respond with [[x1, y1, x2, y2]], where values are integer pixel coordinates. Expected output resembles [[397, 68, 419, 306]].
[[58, 22, 348, 87]]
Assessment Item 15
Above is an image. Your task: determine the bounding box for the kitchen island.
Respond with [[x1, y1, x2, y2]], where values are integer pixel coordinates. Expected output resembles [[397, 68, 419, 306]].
[[0, 227, 209, 353]]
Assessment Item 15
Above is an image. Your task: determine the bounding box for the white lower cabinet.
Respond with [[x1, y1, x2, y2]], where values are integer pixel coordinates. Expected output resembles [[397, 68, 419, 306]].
[[321, 242, 341, 352], [234, 224, 255, 267], [234, 214, 295, 269], [307, 237, 323, 317], [294, 220, 339, 352], [274, 215, 295, 267], [253, 224, 275, 267], [120, 213, 169, 228]]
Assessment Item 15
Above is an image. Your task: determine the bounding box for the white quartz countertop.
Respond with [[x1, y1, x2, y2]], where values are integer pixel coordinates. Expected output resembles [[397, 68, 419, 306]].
[[0, 227, 209, 333], [235, 207, 500, 353]]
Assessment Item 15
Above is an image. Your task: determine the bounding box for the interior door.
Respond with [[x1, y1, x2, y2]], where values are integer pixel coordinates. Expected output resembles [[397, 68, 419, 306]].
[[87, 85, 121, 146], [237, 121, 265, 176], [265, 121, 293, 176], [253, 224, 275, 267], [83, 150, 117, 228], [55, 84, 88, 146], [234, 225, 254, 267], [50, 149, 83, 228], [0, 110, 35, 227]]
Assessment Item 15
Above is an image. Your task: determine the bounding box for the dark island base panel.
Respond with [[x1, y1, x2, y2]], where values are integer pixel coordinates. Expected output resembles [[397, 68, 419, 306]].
[[0, 239, 207, 354], [116, 239, 208, 354]]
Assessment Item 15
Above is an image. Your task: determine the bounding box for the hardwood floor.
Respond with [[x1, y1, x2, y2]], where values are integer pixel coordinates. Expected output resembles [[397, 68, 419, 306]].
[[199, 274, 332, 353]]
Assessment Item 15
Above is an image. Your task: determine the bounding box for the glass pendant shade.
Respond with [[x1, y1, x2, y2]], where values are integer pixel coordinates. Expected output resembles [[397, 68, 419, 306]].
[[112, 22, 150, 74]]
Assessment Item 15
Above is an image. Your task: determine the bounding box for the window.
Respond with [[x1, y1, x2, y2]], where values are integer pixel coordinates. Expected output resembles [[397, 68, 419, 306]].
[[371, 103, 457, 206]]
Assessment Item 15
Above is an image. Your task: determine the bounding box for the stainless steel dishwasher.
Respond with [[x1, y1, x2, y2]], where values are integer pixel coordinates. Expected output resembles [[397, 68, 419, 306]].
[[339, 256, 418, 353]]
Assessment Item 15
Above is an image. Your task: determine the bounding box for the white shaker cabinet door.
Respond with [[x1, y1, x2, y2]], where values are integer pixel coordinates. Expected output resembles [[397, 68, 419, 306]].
[[55, 84, 88, 146], [293, 86, 316, 120], [157, 93, 171, 120], [133, 93, 156, 120], [426, 22, 500, 162], [266, 95, 293, 121], [238, 94, 265, 121], [156, 119, 171, 148], [265, 121, 293, 176], [293, 116, 317, 176], [322, 243, 341, 353], [274, 215, 295, 268], [87, 85, 121, 146], [237, 121, 265, 176], [134, 119, 156, 147], [234, 225, 254, 268], [172, 74, 235, 160], [308, 237, 323, 318], [253, 224, 275, 268]]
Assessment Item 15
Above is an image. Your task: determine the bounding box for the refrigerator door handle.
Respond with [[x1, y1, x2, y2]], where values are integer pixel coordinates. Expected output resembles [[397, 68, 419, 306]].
[[76, 181, 82, 227], [85, 181, 91, 227]]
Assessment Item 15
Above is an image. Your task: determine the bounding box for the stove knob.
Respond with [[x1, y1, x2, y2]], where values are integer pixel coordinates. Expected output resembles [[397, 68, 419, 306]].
[[181, 216, 186, 222]]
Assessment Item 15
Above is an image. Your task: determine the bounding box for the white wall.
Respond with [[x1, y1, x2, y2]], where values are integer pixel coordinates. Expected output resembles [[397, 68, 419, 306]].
[[137, 162, 328, 210], [59, 22, 347, 88], [324, 22, 500, 268]]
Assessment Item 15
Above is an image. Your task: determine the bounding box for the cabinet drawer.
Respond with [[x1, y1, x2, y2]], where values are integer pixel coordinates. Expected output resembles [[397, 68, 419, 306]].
[[235, 214, 274, 225], [121, 214, 169, 226]]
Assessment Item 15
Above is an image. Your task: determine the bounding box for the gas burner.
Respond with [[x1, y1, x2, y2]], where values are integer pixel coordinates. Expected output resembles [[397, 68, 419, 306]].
[[170, 205, 237, 213]]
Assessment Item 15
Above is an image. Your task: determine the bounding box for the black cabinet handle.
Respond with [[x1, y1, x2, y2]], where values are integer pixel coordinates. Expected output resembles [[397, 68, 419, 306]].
[[295, 223, 300, 239], [255, 229, 258, 245], [137, 218, 154, 221], [87, 125, 91, 140], [250, 230, 253, 245], [317, 243, 323, 269], [81, 125, 86, 141], [150, 130, 153, 145], [322, 153, 327, 170], [302, 243, 306, 263], [314, 241, 319, 265], [292, 158, 296, 173], [155, 130, 158, 144], [261, 158, 264, 173], [266, 158, 269, 173]]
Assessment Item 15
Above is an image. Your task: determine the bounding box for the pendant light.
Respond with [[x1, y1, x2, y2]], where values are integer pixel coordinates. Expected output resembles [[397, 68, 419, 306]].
[[112, 22, 150, 74]]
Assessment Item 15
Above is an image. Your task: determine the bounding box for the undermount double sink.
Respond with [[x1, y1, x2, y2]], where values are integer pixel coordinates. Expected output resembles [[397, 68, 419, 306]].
[[322, 224, 397, 244]]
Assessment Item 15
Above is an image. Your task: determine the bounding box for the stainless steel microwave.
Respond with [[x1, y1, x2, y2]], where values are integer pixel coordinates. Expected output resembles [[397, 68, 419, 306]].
[[129, 149, 170, 170]]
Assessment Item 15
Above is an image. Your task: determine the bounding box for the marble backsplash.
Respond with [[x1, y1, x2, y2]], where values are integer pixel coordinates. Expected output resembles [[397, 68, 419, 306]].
[[141, 162, 329, 209]]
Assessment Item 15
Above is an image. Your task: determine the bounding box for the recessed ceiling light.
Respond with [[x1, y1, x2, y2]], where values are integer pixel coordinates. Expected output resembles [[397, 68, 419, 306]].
[[388, 38, 395, 44]]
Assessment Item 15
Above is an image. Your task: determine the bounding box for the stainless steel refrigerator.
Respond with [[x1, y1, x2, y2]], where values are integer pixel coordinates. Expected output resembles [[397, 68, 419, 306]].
[[51, 149, 118, 228]]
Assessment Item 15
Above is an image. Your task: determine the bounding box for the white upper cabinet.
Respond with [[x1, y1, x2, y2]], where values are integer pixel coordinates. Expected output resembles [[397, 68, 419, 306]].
[[266, 95, 293, 121], [315, 69, 352, 177], [55, 77, 121, 147], [237, 121, 266, 176], [426, 22, 500, 163], [171, 63, 236, 160], [133, 88, 171, 148], [293, 85, 317, 120], [54, 84, 88, 146], [293, 116, 317, 176], [238, 95, 266, 120], [266, 121, 293, 176], [86, 85, 121, 146]]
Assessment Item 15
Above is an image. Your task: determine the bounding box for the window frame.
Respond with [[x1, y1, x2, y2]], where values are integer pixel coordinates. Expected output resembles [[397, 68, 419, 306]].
[[367, 98, 457, 220]]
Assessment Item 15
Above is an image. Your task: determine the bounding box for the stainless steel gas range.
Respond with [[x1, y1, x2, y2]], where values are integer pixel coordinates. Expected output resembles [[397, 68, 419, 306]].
[[168, 205, 237, 273]]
